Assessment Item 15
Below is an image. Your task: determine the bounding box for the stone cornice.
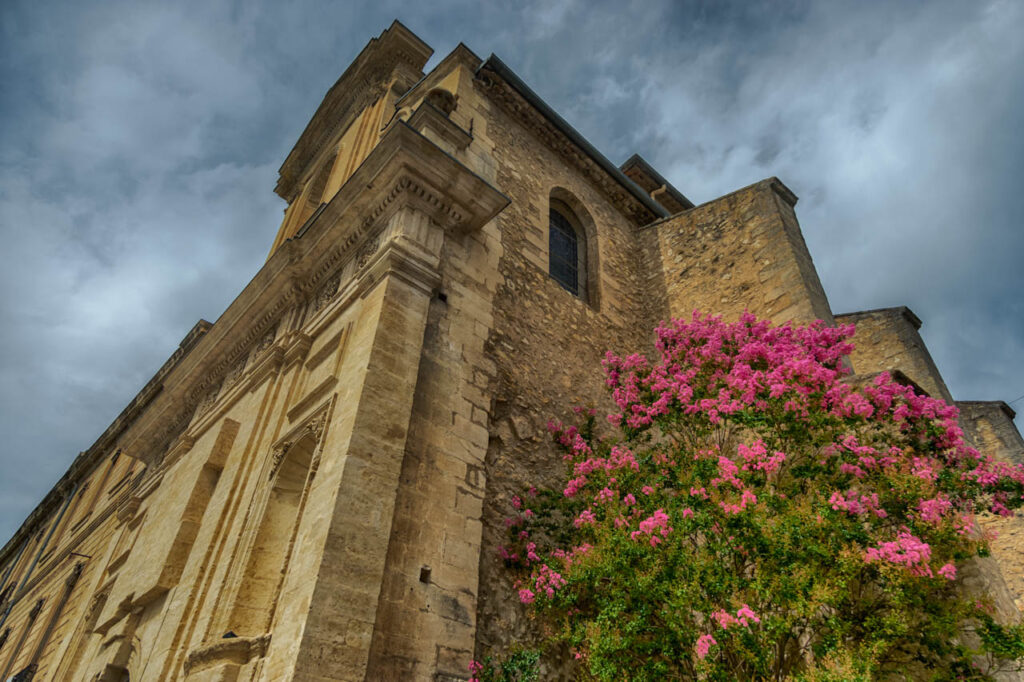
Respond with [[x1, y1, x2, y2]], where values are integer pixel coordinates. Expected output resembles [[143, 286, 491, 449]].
[[406, 102, 473, 152], [275, 20, 433, 201], [475, 59, 664, 225], [118, 120, 508, 467]]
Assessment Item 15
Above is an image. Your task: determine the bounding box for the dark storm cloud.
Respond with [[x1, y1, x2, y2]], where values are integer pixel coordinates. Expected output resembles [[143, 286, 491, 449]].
[[1, 0, 1022, 540]]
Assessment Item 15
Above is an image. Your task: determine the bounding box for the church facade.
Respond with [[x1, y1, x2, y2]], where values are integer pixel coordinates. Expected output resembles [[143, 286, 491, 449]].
[[1, 21, 1022, 681]]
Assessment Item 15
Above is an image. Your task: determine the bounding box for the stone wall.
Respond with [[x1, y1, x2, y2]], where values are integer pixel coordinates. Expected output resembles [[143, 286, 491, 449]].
[[472, 84, 660, 672], [644, 178, 835, 326], [960, 402, 1024, 614], [835, 306, 954, 403]]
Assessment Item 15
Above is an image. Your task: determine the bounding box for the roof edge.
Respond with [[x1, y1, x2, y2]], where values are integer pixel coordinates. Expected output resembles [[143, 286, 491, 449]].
[[835, 306, 922, 330], [620, 153, 694, 209], [477, 54, 669, 221]]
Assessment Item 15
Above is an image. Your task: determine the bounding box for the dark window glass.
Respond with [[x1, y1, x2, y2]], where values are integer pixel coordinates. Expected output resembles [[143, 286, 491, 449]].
[[549, 208, 578, 295]]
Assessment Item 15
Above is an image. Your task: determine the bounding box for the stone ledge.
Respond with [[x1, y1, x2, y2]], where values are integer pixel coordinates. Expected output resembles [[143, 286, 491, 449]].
[[183, 633, 271, 676]]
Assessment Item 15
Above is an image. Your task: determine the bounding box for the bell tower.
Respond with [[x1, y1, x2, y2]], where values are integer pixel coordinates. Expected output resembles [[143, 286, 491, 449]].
[[268, 21, 432, 256]]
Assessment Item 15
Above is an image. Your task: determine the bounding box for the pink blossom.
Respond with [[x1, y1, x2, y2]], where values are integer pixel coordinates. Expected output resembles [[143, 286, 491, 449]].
[[695, 634, 717, 659], [864, 530, 932, 573], [830, 490, 886, 518], [534, 564, 566, 598], [735, 604, 761, 626], [574, 510, 597, 528], [631, 509, 673, 545], [518, 588, 535, 604], [939, 563, 957, 580], [719, 489, 757, 515], [594, 487, 616, 505], [713, 605, 761, 629], [711, 609, 735, 629], [917, 496, 952, 524], [738, 441, 786, 474]]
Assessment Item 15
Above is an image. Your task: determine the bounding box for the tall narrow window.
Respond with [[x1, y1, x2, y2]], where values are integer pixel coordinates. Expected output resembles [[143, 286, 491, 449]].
[[549, 206, 580, 296], [548, 193, 598, 307]]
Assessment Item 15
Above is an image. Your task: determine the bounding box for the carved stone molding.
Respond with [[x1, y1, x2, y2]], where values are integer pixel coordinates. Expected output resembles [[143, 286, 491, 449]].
[[268, 408, 330, 480], [254, 325, 277, 354], [222, 356, 247, 390], [195, 384, 221, 418], [267, 438, 293, 480], [307, 410, 328, 443], [311, 271, 342, 314], [183, 633, 272, 676], [356, 234, 382, 269]]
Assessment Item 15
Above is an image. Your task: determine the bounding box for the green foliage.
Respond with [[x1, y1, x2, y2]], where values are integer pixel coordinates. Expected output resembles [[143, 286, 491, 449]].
[[469, 648, 541, 682], [486, 313, 1024, 680]]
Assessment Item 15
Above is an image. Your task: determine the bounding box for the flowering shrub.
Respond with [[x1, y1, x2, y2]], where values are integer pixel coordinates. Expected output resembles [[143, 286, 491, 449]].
[[493, 312, 1024, 680]]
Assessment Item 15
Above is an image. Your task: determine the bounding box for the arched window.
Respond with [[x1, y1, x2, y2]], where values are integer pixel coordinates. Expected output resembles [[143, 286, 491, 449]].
[[549, 204, 580, 296], [548, 192, 597, 307]]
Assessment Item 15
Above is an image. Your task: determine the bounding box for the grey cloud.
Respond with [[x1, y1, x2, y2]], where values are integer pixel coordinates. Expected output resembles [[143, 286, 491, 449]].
[[1, 0, 1022, 541]]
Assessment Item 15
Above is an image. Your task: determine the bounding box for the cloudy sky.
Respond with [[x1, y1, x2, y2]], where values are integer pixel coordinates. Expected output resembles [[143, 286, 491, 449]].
[[1, 0, 1022, 541]]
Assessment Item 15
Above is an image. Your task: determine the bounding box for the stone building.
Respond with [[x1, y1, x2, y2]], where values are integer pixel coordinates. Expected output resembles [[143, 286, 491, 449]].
[[0, 20, 1021, 682]]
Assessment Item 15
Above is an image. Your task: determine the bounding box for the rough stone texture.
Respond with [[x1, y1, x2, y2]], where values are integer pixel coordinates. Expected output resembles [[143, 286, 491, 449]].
[[0, 21, 1022, 682], [835, 306, 954, 403], [474, 94, 658, 674], [646, 178, 835, 326], [959, 402, 1024, 614]]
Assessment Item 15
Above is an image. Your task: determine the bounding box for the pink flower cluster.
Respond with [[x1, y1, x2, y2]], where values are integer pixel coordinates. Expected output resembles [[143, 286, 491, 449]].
[[574, 510, 597, 528], [533, 563, 567, 598], [719, 489, 758, 516], [603, 312, 855, 430], [711, 604, 761, 630], [917, 496, 953, 524], [561, 446, 639, 499], [551, 543, 593, 568], [829, 490, 887, 518], [630, 509, 673, 546], [695, 633, 717, 660], [737, 440, 786, 474], [864, 530, 933, 575]]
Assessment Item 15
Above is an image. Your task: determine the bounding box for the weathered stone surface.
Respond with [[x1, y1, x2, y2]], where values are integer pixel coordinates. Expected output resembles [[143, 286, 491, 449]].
[[836, 306, 954, 403]]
